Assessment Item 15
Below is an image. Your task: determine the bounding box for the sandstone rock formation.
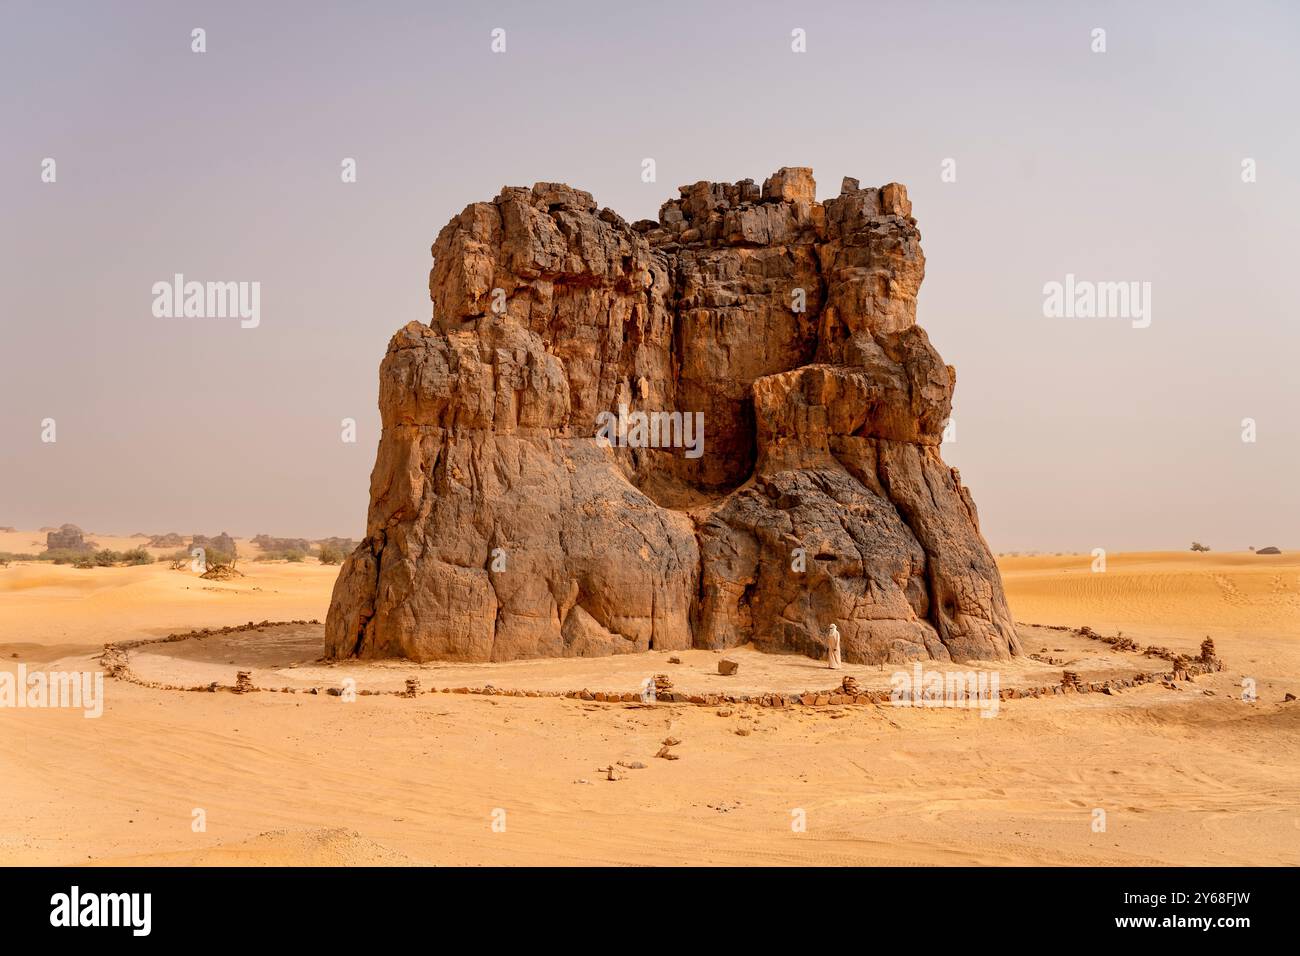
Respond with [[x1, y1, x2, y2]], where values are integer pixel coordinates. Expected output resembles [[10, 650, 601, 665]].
[[326, 168, 1019, 664], [45, 523, 93, 552]]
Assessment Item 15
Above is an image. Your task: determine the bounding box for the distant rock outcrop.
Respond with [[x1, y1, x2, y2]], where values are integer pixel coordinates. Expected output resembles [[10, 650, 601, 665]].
[[147, 532, 185, 548], [326, 168, 1019, 664], [1256, 546, 1282, 555], [45, 523, 94, 552]]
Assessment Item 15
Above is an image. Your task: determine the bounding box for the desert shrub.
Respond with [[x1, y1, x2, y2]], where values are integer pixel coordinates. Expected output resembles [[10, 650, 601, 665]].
[[203, 549, 236, 567], [256, 548, 306, 563], [72, 555, 96, 569], [82, 548, 152, 567], [1190, 541, 1211, 552], [155, 547, 235, 568], [43, 548, 88, 565], [317, 544, 344, 565]]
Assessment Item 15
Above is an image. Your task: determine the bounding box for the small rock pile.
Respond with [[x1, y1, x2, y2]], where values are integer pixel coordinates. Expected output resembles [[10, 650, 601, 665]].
[[1200, 637, 1218, 665], [234, 671, 253, 693], [404, 677, 420, 698], [840, 675, 861, 696], [1061, 670, 1084, 691]]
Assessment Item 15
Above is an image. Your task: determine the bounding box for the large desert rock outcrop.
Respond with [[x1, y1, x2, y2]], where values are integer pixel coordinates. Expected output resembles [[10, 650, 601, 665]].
[[45, 523, 93, 552], [326, 169, 1020, 664]]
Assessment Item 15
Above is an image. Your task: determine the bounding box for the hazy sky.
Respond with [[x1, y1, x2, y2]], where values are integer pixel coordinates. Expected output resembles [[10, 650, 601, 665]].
[[2, 0, 1297, 551]]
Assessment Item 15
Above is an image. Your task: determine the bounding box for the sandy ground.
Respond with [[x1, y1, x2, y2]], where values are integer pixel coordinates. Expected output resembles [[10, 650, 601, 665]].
[[1, 534, 1297, 866]]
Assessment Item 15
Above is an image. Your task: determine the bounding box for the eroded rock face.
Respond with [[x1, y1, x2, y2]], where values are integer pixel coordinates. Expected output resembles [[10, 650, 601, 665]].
[[46, 524, 92, 552], [326, 168, 1019, 664]]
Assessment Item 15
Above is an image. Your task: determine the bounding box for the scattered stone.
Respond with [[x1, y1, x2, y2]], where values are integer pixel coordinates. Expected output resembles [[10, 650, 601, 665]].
[[718, 658, 739, 676], [617, 760, 646, 770], [667, 656, 682, 664], [1285, 693, 1296, 703]]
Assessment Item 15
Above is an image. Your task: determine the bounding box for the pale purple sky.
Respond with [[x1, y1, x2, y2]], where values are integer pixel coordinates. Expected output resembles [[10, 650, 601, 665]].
[[2, 0, 1297, 551]]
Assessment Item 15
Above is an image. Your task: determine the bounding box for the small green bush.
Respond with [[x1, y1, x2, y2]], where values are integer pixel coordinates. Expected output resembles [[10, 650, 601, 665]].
[[202, 549, 236, 567], [317, 544, 344, 565], [255, 548, 307, 563]]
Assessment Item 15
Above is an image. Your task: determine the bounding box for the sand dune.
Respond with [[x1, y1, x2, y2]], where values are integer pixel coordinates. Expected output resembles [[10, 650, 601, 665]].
[[1, 541, 1297, 866]]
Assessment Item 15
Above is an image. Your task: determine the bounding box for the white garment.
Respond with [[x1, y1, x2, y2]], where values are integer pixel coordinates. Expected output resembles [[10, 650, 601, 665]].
[[826, 624, 841, 669]]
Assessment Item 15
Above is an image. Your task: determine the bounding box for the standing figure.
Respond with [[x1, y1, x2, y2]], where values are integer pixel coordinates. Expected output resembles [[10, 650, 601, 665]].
[[826, 622, 842, 670]]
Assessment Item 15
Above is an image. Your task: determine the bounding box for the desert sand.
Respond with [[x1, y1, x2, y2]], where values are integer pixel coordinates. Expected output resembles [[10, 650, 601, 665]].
[[1, 533, 1297, 866]]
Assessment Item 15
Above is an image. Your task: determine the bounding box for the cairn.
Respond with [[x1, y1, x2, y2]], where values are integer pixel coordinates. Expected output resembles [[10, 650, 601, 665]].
[[653, 674, 673, 698], [404, 677, 420, 698], [234, 671, 253, 694], [1061, 670, 1084, 691], [1200, 637, 1218, 665], [840, 675, 861, 696]]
